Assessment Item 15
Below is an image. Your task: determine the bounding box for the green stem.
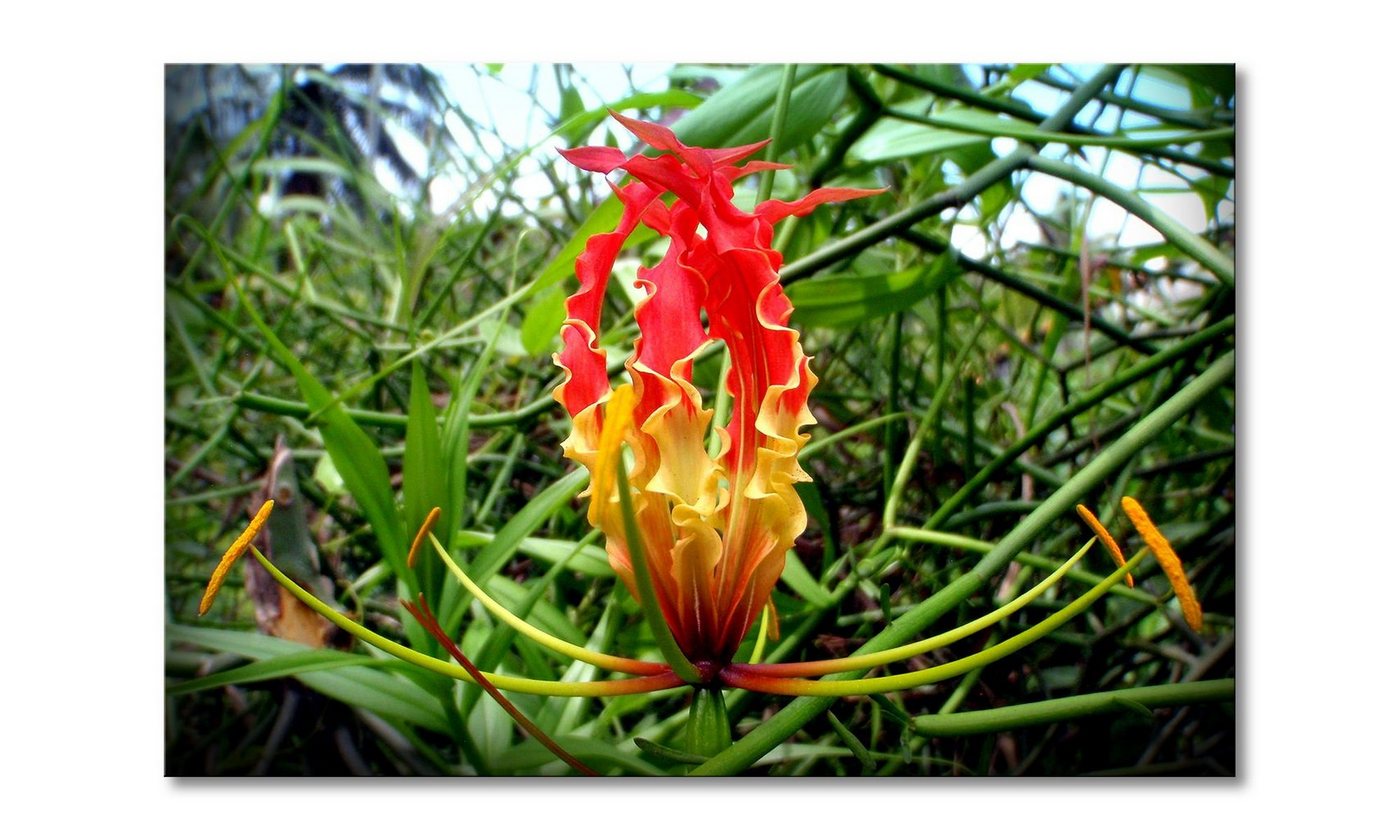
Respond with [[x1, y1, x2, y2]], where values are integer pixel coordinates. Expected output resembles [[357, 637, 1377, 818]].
[[232, 390, 557, 430], [911, 678, 1234, 737], [735, 538, 1093, 678], [893, 227, 1159, 354], [691, 351, 1233, 775], [883, 314, 987, 528], [1027, 153, 1235, 285], [724, 552, 1144, 696], [811, 67, 884, 187], [885, 526, 1156, 605], [922, 316, 1233, 530], [782, 64, 1123, 283], [246, 546, 681, 698], [801, 412, 909, 462], [889, 107, 1234, 150], [756, 64, 798, 205]]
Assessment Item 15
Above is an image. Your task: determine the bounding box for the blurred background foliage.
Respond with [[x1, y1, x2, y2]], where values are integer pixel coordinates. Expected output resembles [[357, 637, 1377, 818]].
[[164, 63, 1234, 776]]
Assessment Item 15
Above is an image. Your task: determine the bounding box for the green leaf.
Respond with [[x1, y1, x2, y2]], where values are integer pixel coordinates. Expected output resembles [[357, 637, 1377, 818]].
[[441, 470, 591, 631], [1158, 64, 1235, 102], [529, 195, 629, 294], [482, 574, 588, 647], [826, 711, 875, 771], [848, 117, 984, 163], [456, 532, 613, 577], [441, 304, 510, 547], [558, 85, 587, 145], [519, 285, 566, 356], [908, 107, 1052, 142], [1007, 63, 1052, 84], [466, 469, 590, 581], [904, 64, 974, 91], [789, 253, 957, 328], [403, 360, 449, 597], [494, 736, 662, 775], [313, 452, 346, 496], [635, 737, 707, 766], [780, 550, 836, 609], [167, 625, 448, 732], [166, 649, 400, 695], [1191, 173, 1233, 222], [237, 291, 408, 577], [672, 64, 847, 154]]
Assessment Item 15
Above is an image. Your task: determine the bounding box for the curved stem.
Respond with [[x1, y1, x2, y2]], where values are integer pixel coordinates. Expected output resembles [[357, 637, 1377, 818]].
[[721, 551, 1143, 696], [889, 108, 1234, 150], [731, 538, 1092, 679], [885, 526, 1155, 605], [1027, 153, 1234, 285], [248, 546, 681, 697], [427, 533, 669, 676]]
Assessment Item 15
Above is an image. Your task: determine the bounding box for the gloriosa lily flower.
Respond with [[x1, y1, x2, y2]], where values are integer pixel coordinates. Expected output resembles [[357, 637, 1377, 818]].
[[553, 112, 883, 674], [196, 114, 1207, 771]]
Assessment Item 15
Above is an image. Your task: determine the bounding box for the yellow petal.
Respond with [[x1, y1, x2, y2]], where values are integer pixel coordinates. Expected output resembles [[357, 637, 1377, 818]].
[[1075, 503, 1134, 587], [1121, 497, 1203, 631], [593, 383, 636, 511], [199, 499, 275, 615]]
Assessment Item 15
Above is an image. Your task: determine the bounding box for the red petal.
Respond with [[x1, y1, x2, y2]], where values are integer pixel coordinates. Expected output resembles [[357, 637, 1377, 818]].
[[557, 114, 883, 664], [554, 181, 661, 416], [708, 139, 771, 167], [756, 187, 888, 224], [609, 110, 714, 174], [726, 159, 791, 180], [558, 145, 627, 173]]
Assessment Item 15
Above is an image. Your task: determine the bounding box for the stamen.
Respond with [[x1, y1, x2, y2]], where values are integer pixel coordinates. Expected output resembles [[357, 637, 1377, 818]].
[[246, 544, 683, 697], [731, 537, 1094, 679], [407, 507, 441, 569], [1120, 497, 1203, 631], [426, 533, 669, 676], [720, 550, 1145, 696], [1076, 503, 1134, 587], [199, 499, 275, 615]]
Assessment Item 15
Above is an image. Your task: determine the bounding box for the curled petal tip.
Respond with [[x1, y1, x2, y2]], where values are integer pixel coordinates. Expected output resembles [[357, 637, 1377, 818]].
[[555, 113, 881, 663], [558, 145, 627, 173]]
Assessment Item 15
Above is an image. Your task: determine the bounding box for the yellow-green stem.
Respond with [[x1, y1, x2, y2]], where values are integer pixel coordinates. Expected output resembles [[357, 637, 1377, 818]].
[[248, 545, 679, 697]]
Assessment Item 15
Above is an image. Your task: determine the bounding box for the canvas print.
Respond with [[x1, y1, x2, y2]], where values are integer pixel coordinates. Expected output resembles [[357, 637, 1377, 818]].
[[164, 63, 1235, 776]]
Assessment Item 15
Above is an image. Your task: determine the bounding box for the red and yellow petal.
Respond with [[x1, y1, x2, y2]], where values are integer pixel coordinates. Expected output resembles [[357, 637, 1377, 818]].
[[555, 114, 880, 663]]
